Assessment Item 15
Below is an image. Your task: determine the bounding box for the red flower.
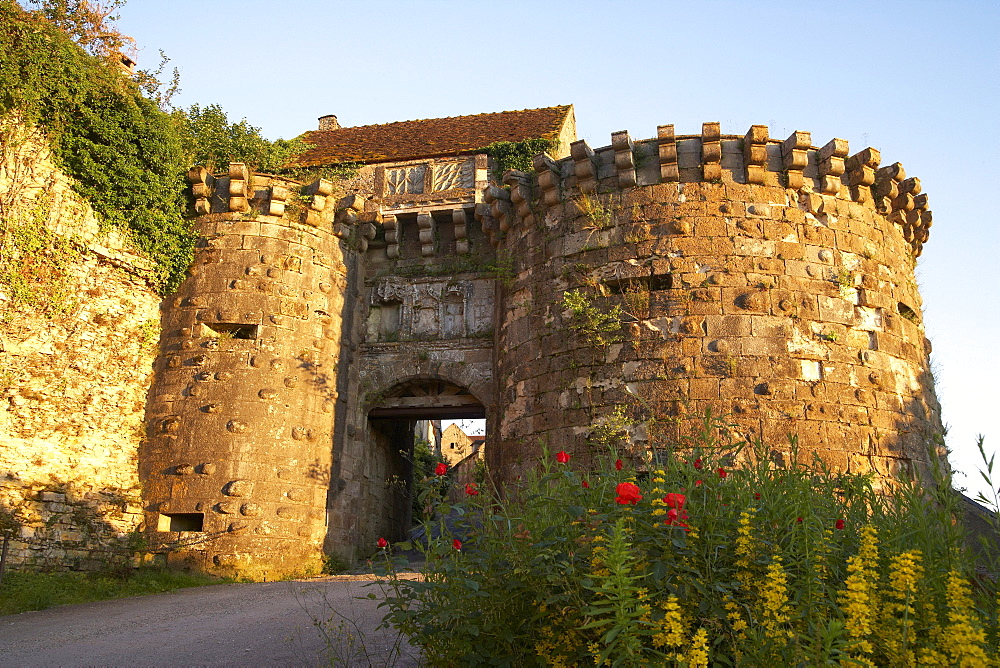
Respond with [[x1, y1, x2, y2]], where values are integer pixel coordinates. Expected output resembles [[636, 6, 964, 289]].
[[453, 538, 462, 550], [835, 519, 845, 530], [717, 468, 728, 479], [663, 493, 686, 509], [665, 508, 690, 530], [556, 451, 570, 464], [797, 517, 803, 523], [582, 480, 590, 489], [615, 459, 623, 471], [754, 492, 761, 500], [465, 483, 479, 496], [615, 482, 642, 505], [694, 480, 703, 487], [694, 457, 703, 470], [377, 537, 388, 549], [435, 462, 448, 476]]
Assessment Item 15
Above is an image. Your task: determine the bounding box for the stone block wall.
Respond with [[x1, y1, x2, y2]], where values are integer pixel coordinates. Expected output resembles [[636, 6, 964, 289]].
[[0, 122, 158, 570], [141, 165, 349, 579], [485, 124, 942, 483]]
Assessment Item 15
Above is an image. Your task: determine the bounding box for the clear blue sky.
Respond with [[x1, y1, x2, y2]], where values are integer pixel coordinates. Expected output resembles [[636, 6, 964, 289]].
[[117, 0, 999, 500]]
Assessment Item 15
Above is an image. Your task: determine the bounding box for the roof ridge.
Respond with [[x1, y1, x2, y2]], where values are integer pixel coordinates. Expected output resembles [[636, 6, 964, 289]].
[[313, 105, 571, 133], [292, 105, 573, 167]]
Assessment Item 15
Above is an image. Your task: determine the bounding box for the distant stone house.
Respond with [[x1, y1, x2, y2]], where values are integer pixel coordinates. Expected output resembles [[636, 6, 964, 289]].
[[440, 423, 485, 466]]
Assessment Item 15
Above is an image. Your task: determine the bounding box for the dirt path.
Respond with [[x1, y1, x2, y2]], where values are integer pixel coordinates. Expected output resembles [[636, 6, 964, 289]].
[[0, 576, 419, 667]]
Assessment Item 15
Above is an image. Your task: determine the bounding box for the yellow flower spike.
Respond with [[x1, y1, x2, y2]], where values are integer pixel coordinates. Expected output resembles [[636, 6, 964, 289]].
[[759, 555, 792, 639], [686, 627, 709, 667], [883, 549, 923, 657], [941, 570, 989, 666], [838, 525, 879, 658], [652, 596, 688, 650]]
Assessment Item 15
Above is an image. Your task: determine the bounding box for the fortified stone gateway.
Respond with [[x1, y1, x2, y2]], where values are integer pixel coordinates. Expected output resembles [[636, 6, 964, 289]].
[[141, 106, 943, 577]]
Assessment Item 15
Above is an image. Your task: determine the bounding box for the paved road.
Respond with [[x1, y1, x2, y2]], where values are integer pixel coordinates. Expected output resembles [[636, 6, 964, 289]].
[[0, 575, 420, 667]]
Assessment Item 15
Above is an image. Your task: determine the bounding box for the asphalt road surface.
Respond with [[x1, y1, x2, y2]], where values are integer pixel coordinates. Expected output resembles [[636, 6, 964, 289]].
[[0, 575, 420, 667]]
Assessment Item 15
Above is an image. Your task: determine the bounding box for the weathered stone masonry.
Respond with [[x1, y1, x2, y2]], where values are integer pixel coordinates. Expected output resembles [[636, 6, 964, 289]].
[[1, 126, 158, 570], [141, 109, 943, 578], [485, 124, 940, 486], [141, 165, 348, 577]]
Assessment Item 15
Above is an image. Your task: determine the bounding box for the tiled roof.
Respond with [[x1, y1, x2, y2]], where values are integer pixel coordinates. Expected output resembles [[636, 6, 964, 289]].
[[291, 105, 572, 167]]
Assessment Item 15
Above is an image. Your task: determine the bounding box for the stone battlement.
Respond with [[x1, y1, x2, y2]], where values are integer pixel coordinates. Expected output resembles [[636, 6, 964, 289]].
[[476, 123, 930, 257]]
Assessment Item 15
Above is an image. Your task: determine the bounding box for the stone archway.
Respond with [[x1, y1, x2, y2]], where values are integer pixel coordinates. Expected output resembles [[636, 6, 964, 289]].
[[362, 378, 486, 545]]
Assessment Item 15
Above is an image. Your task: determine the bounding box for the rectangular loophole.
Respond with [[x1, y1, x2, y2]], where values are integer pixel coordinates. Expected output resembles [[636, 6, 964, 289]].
[[158, 512, 204, 532], [205, 323, 258, 340], [602, 273, 673, 294], [649, 273, 673, 291]]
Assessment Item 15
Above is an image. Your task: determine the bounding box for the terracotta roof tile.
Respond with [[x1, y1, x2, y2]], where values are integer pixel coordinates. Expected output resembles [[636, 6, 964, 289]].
[[291, 105, 572, 167]]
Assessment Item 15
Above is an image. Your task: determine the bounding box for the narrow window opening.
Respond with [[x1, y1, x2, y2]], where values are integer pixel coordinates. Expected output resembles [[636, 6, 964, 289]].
[[897, 302, 918, 323], [205, 323, 258, 340], [649, 273, 673, 291], [602, 273, 673, 295], [158, 512, 204, 532]]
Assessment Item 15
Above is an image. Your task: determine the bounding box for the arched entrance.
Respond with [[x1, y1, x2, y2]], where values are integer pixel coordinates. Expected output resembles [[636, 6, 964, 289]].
[[365, 378, 486, 543]]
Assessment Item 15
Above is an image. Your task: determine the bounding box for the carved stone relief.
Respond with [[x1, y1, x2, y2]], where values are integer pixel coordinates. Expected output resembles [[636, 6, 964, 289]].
[[367, 277, 493, 341], [432, 161, 474, 192], [386, 166, 425, 195]]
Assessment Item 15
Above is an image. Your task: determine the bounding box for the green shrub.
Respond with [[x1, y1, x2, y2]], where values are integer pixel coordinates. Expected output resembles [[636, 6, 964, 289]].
[[0, 3, 309, 295], [482, 138, 558, 178], [172, 103, 308, 174], [375, 416, 999, 666]]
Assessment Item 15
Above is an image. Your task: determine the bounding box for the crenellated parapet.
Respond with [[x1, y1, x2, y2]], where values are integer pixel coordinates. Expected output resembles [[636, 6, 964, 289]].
[[476, 123, 932, 256]]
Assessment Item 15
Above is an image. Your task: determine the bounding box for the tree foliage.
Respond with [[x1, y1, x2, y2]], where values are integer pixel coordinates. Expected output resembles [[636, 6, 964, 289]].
[[172, 103, 308, 174], [24, 0, 132, 59]]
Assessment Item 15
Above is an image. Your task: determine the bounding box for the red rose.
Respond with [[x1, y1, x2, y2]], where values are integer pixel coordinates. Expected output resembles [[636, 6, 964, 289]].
[[797, 517, 803, 523], [835, 519, 845, 530], [695, 480, 703, 487], [663, 493, 686, 509], [754, 492, 761, 500], [556, 451, 570, 464], [435, 462, 448, 476], [452, 538, 462, 550], [582, 480, 590, 489], [465, 483, 479, 496], [615, 482, 642, 505], [377, 537, 388, 548], [694, 457, 703, 470], [615, 459, 623, 471], [665, 508, 690, 530], [717, 468, 727, 479]]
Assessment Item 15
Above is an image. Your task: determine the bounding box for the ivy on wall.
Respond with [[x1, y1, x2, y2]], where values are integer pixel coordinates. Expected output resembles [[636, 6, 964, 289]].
[[0, 1, 193, 293]]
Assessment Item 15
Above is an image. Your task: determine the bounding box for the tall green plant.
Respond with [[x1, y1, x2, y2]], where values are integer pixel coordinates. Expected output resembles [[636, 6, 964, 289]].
[[373, 419, 999, 665]]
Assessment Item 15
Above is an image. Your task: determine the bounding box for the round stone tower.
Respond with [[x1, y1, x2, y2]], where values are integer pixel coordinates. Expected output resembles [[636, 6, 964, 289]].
[[484, 123, 942, 483], [141, 164, 347, 578]]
